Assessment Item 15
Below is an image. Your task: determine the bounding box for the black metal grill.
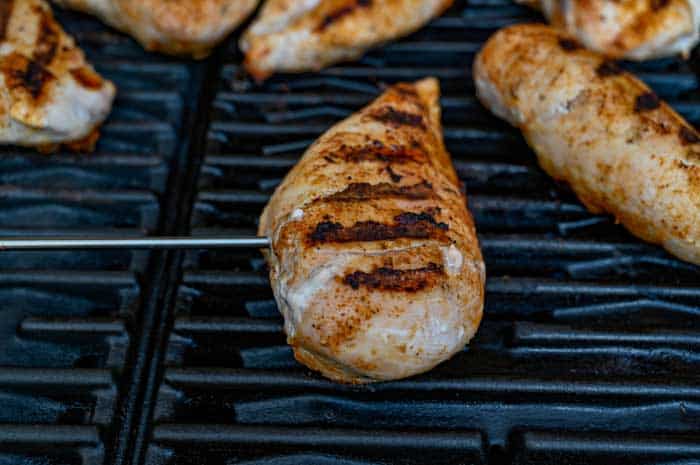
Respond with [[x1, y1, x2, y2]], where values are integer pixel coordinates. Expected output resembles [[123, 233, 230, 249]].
[[2, 1, 700, 465]]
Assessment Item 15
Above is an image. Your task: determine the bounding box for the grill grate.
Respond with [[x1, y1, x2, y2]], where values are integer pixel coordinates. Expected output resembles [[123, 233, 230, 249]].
[[1, 1, 700, 465]]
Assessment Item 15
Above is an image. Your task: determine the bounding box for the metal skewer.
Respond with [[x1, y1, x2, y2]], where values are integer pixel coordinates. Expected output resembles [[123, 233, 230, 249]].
[[0, 236, 270, 251]]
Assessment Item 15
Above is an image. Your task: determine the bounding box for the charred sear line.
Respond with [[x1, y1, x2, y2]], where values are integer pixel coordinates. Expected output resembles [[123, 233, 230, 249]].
[[558, 38, 580, 51], [309, 210, 448, 244], [386, 165, 402, 182], [370, 106, 426, 129], [317, 0, 372, 31], [650, 0, 670, 10], [679, 126, 700, 145], [344, 263, 444, 292], [634, 92, 660, 112], [0, 0, 14, 40], [332, 140, 428, 164], [393, 84, 419, 99], [1, 53, 54, 99], [324, 181, 434, 202], [33, 13, 59, 66], [596, 61, 623, 78]]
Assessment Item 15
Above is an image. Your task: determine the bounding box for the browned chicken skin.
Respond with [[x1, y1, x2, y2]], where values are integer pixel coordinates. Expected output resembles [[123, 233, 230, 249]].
[[260, 78, 485, 383], [474, 24, 700, 265]]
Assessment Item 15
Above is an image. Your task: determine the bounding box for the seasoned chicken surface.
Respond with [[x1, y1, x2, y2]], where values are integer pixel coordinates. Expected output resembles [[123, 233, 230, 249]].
[[52, 0, 259, 58], [474, 24, 700, 265], [0, 0, 115, 151], [518, 0, 700, 60], [259, 78, 485, 383], [241, 0, 454, 81]]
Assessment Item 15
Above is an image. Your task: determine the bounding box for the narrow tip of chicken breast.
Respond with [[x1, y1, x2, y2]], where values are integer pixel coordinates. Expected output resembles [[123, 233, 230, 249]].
[[53, 0, 260, 59], [1, 0, 116, 152], [240, 0, 454, 81], [260, 77, 485, 383]]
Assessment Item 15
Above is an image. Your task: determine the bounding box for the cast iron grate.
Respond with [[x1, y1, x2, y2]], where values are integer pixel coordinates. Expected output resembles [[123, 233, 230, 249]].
[[144, 1, 700, 464], [0, 8, 203, 465]]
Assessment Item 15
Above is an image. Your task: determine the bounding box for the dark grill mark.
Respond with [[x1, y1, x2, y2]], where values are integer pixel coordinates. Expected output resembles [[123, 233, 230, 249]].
[[309, 211, 448, 244], [370, 107, 426, 130], [650, 0, 670, 10], [635, 92, 661, 112], [596, 61, 623, 77], [333, 140, 428, 164], [558, 38, 580, 51], [395, 211, 448, 230], [324, 181, 434, 202], [386, 165, 402, 183], [679, 126, 700, 145], [344, 263, 444, 292], [0, 0, 14, 40], [1, 53, 54, 99], [317, 0, 372, 31], [33, 12, 59, 67]]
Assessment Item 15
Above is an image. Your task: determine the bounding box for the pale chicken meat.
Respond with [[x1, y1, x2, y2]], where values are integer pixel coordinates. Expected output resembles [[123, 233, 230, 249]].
[[517, 0, 700, 60], [52, 0, 259, 58], [0, 0, 115, 151], [474, 24, 700, 265], [259, 78, 485, 383], [240, 0, 454, 81]]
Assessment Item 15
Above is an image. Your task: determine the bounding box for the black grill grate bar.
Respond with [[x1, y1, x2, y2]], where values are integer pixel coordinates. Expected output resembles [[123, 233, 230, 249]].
[[152, 424, 484, 451], [512, 322, 700, 348], [20, 317, 127, 336], [163, 369, 700, 399], [0, 425, 101, 446], [173, 317, 282, 334], [517, 431, 700, 456], [0, 368, 113, 388], [0, 270, 137, 286]]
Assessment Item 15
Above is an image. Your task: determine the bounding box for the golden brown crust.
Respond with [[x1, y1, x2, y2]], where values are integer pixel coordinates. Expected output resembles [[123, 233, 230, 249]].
[[474, 24, 700, 265]]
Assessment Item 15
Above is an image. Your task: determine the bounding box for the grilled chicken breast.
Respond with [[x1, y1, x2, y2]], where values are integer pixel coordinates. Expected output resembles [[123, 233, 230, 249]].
[[52, 0, 259, 58], [518, 0, 700, 60], [240, 0, 454, 81], [259, 78, 485, 383], [474, 24, 700, 265], [0, 0, 115, 151]]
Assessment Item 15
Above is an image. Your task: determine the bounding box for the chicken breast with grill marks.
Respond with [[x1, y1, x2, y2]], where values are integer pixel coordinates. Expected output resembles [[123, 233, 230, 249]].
[[474, 24, 700, 265], [241, 0, 454, 81], [517, 0, 700, 60], [0, 0, 115, 151], [259, 78, 485, 383], [52, 0, 259, 58]]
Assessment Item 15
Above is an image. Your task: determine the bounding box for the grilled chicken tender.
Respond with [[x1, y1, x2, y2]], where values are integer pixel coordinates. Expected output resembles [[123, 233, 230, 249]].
[[0, 0, 115, 151], [474, 24, 700, 265], [240, 0, 454, 81], [517, 0, 700, 60], [259, 78, 485, 383], [52, 0, 259, 58]]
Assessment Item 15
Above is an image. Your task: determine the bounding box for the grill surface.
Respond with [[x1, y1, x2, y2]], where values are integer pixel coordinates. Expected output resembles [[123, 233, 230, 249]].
[[2, 2, 700, 465]]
